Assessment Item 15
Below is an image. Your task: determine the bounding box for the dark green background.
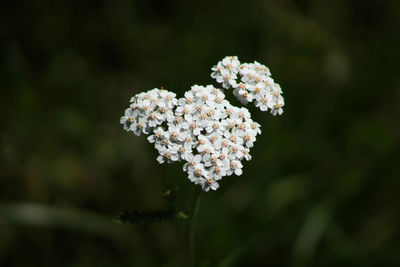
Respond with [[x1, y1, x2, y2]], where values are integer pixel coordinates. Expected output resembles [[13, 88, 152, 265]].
[[1, 0, 400, 266]]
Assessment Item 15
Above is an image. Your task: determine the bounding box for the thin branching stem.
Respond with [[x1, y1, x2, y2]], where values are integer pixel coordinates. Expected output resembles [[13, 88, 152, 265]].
[[187, 188, 202, 267]]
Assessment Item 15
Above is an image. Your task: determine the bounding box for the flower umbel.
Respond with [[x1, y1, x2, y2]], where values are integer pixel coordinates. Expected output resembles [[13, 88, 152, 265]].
[[121, 56, 284, 191], [211, 56, 285, 115]]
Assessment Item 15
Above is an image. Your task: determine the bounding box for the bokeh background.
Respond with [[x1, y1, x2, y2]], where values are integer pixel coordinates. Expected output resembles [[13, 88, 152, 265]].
[[1, 0, 400, 266]]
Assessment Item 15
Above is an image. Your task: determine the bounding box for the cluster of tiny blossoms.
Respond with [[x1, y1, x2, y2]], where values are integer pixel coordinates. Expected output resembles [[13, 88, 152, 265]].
[[120, 88, 177, 136], [211, 56, 285, 115], [121, 56, 284, 191], [121, 85, 261, 191]]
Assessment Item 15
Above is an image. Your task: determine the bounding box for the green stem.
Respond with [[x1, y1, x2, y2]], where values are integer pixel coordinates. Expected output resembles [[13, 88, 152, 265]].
[[188, 188, 202, 267]]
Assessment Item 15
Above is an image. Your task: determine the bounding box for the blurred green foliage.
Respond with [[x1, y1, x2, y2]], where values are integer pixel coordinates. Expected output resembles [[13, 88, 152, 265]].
[[1, 0, 400, 266]]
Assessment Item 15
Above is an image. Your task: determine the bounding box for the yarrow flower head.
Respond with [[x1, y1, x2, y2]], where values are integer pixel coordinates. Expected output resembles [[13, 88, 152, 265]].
[[121, 56, 284, 191], [211, 56, 285, 115], [211, 56, 240, 89], [120, 88, 177, 135]]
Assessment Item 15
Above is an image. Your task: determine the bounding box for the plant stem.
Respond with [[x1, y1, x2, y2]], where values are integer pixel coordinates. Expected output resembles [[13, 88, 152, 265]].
[[188, 188, 202, 267]]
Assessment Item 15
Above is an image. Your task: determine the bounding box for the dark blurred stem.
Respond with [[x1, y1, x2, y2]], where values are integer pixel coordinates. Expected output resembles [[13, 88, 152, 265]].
[[188, 188, 202, 267]]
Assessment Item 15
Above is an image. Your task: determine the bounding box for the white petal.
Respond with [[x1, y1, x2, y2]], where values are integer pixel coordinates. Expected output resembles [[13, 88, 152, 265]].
[[234, 168, 243, 176]]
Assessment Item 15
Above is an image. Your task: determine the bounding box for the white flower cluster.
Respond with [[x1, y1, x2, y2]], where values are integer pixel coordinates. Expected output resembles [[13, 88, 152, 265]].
[[121, 85, 261, 192], [120, 88, 177, 136], [147, 85, 261, 192], [211, 56, 240, 89], [211, 56, 285, 115], [121, 56, 284, 192]]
